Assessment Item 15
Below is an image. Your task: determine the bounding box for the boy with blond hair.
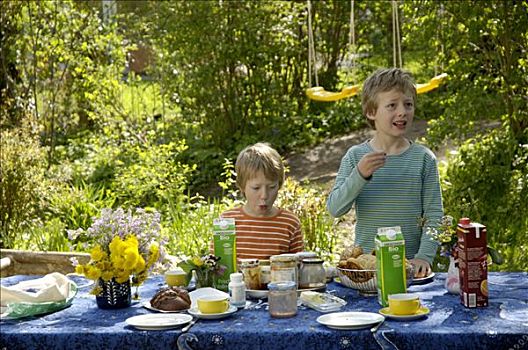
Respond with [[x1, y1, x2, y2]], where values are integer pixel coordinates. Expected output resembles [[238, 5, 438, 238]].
[[221, 142, 304, 260], [327, 68, 443, 278]]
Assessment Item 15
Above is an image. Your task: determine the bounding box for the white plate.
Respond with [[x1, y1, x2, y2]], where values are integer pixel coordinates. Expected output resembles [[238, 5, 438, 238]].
[[246, 286, 326, 299], [379, 306, 430, 321], [126, 313, 193, 330], [412, 273, 435, 285], [246, 289, 269, 299], [317, 312, 385, 330], [143, 301, 189, 313], [187, 305, 237, 320]]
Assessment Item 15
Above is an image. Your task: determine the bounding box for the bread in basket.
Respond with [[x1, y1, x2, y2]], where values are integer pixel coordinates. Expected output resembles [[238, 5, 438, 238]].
[[336, 245, 414, 295]]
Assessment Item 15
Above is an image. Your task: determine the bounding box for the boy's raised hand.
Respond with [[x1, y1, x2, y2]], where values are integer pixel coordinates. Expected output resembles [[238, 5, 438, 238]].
[[357, 151, 386, 179]]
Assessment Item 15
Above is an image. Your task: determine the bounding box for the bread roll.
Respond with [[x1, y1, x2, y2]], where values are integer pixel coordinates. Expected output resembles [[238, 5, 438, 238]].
[[150, 286, 191, 311]]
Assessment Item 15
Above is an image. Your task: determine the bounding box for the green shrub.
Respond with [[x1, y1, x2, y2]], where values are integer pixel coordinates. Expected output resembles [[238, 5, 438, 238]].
[[440, 128, 528, 271], [0, 123, 48, 248], [276, 178, 345, 263]]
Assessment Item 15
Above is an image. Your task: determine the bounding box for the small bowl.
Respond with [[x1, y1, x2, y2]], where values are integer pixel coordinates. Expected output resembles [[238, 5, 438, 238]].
[[336, 265, 414, 296]]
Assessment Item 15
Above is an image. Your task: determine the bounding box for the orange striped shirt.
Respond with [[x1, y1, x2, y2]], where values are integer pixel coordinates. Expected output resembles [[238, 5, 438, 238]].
[[216, 207, 304, 260]]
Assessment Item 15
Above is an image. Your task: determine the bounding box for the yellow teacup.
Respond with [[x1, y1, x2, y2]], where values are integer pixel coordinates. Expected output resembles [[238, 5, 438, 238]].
[[165, 270, 188, 287], [197, 296, 229, 314], [388, 293, 421, 315]]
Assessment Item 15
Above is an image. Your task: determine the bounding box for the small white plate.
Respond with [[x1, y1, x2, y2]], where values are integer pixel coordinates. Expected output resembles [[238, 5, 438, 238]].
[[379, 306, 430, 321], [317, 312, 385, 330], [412, 273, 435, 285], [143, 301, 189, 313], [246, 286, 326, 299], [126, 313, 193, 330], [187, 305, 237, 320], [246, 289, 269, 299]]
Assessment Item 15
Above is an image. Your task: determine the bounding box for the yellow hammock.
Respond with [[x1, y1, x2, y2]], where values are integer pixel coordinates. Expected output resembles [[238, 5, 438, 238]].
[[306, 73, 447, 102]]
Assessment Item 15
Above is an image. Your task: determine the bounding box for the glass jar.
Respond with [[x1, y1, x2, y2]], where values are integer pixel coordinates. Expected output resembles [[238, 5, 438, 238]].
[[296, 251, 317, 271], [239, 259, 261, 290], [298, 258, 326, 289], [270, 254, 298, 288], [268, 281, 297, 318], [259, 260, 271, 290]]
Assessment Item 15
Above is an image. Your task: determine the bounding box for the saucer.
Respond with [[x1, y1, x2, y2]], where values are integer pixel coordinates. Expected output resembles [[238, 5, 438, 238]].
[[379, 306, 430, 321], [187, 305, 237, 320], [412, 273, 435, 285]]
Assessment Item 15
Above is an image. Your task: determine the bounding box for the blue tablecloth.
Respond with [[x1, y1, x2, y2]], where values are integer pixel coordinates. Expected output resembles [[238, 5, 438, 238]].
[[1, 272, 527, 350]]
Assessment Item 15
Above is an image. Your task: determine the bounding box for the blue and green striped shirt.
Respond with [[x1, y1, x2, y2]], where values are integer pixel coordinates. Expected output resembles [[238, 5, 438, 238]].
[[327, 140, 443, 263]]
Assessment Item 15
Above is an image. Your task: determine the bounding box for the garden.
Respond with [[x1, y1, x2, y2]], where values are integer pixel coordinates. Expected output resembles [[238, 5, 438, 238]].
[[1, 0, 526, 272]]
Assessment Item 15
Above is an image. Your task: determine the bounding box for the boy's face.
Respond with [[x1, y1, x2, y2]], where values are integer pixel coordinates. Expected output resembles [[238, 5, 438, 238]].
[[367, 89, 414, 137], [243, 170, 279, 217]]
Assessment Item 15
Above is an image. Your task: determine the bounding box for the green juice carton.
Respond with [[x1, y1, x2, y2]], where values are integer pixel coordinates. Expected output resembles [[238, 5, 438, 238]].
[[213, 218, 237, 291], [375, 226, 407, 307]]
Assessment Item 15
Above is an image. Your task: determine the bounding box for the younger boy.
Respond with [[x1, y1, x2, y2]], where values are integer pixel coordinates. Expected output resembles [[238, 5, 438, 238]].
[[327, 68, 443, 278], [221, 142, 304, 260]]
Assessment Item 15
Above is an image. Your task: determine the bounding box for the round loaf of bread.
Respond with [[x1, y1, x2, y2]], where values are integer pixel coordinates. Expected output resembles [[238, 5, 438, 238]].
[[150, 287, 191, 311]]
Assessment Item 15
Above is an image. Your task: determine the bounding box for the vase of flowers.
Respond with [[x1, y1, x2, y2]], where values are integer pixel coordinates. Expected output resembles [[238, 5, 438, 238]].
[[68, 207, 165, 308], [179, 254, 226, 289], [96, 278, 132, 309]]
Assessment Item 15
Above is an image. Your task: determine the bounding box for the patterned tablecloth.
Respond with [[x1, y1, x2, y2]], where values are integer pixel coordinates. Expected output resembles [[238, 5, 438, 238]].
[[1, 272, 527, 350]]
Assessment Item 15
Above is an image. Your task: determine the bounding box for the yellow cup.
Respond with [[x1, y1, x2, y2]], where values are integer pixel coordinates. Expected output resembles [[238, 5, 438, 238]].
[[165, 270, 188, 287], [388, 293, 421, 315], [197, 296, 229, 314]]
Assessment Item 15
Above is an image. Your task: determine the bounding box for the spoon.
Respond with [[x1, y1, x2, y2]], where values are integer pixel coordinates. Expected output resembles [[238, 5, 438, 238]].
[[181, 317, 198, 333], [370, 318, 385, 333]]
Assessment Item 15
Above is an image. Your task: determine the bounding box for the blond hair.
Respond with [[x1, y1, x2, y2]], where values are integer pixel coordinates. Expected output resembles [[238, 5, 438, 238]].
[[361, 68, 417, 128], [235, 143, 285, 196]]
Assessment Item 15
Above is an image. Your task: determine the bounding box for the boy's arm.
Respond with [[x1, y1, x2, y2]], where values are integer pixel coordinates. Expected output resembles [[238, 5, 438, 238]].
[[414, 154, 443, 264], [327, 151, 369, 217]]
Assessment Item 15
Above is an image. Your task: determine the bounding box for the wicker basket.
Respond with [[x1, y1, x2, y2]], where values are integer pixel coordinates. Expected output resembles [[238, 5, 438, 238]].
[[336, 266, 414, 296]]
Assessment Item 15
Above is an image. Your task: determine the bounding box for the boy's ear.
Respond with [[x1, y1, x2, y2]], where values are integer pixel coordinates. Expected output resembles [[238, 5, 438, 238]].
[[366, 112, 376, 121]]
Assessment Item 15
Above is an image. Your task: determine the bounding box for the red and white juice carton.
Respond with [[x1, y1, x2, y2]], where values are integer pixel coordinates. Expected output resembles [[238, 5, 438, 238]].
[[456, 218, 488, 308]]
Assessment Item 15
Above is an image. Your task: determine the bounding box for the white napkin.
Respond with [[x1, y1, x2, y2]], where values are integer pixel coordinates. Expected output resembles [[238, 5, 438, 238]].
[[1, 272, 75, 306]]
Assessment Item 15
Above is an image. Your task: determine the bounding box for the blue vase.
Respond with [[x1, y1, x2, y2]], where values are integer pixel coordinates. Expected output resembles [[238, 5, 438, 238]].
[[96, 278, 131, 309]]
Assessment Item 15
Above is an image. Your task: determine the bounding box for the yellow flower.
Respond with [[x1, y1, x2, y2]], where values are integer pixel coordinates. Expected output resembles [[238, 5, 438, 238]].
[[192, 256, 203, 267], [101, 270, 114, 281], [85, 265, 102, 280], [90, 245, 106, 261]]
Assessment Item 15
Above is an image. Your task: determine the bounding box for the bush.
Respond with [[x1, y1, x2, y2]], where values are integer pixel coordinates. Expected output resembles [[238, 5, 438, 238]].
[[440, 127, 528, 271], [0, 122, 48, 248]]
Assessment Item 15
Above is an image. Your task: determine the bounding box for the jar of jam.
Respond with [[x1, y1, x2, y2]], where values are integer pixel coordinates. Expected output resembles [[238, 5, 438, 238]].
[[239, 259, 260, 290], [268, 281, 297, 318], [270, 254, 298, 288], [298, 258, 326, 289], [259, 260, 271, 290]]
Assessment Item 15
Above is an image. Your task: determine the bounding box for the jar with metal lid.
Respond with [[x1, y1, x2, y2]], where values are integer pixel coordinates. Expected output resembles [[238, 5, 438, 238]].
[[270, 254, 298, 288], [259, 260, 271, 290], [268, 281, 297, 318], [298, 258, 326, 289], [239, 259, 261, 290]]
